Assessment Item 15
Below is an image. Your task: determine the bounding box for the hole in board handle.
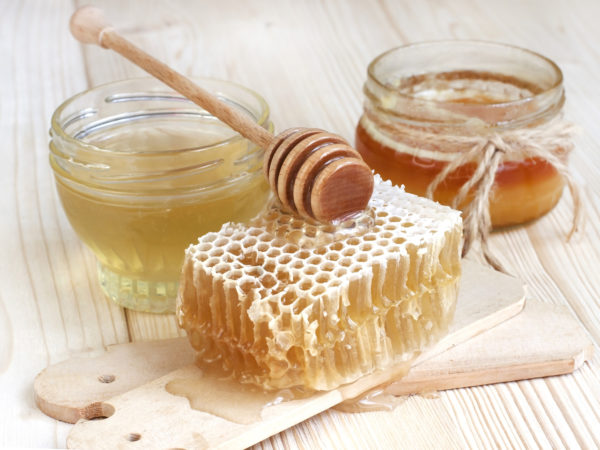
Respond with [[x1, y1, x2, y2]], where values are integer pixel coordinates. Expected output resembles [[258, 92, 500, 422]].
[[98, 374, 116, 383], [127, 433, 142, 442], [83, 402, 115, 420]]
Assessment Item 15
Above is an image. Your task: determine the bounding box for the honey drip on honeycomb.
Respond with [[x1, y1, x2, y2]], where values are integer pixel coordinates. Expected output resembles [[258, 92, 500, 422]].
[[177, 177, 462, 391]]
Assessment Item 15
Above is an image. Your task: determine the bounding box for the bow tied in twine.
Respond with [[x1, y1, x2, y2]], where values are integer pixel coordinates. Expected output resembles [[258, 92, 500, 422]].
[[420, 120, 582, 272]]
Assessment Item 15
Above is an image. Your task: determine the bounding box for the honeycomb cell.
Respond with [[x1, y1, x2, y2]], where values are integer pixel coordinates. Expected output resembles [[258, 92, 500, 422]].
[[232, 232, 246, 241], [303, 266, 318, 276], [214, 238, 229, 247], [307, 256, 322, 266], [227, 269, 243, 280], [277, 255, 292, 265], [260, 274, 277, 289], [205, 257, 220, 268], [331, 242, 344, 251], [226, 243, 242, 256], [315, 273, 331, 284], [214, 263, 229, 274], [320, 261, 335, 272], [334, 268, 347, 278], [347, 237, 360, 246], [282, 244, 298, 254], [341, 248, 355, 257], [356, 253, 369, 263], [242, 237, 257, 248], [299, 280, 312, 291], [198, 243, 213, 252], [209, 248, 225, 258], [340, 258, 353, 267], [326, 252, 340, 261], [266, 248, 281, 258]]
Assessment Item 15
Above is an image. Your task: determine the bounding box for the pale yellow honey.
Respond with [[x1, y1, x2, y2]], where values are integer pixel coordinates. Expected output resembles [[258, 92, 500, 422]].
[[53, 119, 270, 312]]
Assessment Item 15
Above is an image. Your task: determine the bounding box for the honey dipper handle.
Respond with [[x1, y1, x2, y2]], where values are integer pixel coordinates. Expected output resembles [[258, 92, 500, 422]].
[[69, 6, 273, 149]]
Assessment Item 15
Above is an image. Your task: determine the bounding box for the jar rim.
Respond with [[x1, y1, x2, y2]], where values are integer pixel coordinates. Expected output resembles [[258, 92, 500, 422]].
[[50, 76, 271, 156], [367, 40, 563, 109]]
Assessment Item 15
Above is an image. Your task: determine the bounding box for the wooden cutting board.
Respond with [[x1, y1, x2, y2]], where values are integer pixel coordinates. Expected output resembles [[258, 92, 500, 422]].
[[35, 261, 523, 424], [32, 262, 593, 449]]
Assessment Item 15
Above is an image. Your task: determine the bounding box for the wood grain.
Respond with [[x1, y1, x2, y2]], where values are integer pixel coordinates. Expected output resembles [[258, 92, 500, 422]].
[[386, 300, 593, 396], [2, 0, 600, 448], [63, 263, 528, 449], [32, 261, 527, 425], [55, 298, 592, 449]]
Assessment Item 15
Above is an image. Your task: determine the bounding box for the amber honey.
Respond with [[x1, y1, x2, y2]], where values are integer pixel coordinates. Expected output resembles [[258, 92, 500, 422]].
[[356, 122, 565, 226], [50, 78, 272, 313], [358, 42, 568, 227]]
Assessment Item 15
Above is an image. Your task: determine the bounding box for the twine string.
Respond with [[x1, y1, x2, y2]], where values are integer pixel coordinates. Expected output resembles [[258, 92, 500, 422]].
[[367, 111, 582, 272]]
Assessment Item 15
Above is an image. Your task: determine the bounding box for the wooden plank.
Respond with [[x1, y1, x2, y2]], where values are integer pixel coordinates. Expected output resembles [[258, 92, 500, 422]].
[[58, 261, 529, 449], [34, 260, 524, 424], [34, 338, 194, 424], [386, 300, 593, 396], [35, 297, 594, 448], [0, 1, 130, 447]]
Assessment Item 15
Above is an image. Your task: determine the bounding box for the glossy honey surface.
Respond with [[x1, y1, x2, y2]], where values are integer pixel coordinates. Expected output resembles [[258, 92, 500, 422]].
[[355, 122, 565, 227], [52, 120, 270, 312], [357, 69, 566, 227]]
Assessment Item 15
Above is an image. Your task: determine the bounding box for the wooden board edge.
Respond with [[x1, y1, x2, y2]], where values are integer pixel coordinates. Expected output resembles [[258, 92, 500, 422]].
[[387, 347, 594, 396], [33, 380, 83, 425], [415, 293, 526, 366]]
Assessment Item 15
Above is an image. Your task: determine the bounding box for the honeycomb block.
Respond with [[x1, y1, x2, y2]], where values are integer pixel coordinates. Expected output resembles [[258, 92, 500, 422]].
[[177, 177, 462, 391]]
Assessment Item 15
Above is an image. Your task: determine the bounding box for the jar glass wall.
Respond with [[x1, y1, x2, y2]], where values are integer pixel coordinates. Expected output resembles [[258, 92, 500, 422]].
[[50, 78, 272, 313], [356, 41, 567, 227]]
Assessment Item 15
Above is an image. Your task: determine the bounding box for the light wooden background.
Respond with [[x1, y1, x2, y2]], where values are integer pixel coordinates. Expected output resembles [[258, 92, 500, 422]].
[[2, 0, 600, 448]]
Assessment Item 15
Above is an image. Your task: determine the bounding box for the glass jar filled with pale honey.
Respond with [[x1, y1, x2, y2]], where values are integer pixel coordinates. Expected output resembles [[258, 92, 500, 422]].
[[356, 41, 568, 227], [50, 78, 272, 313]]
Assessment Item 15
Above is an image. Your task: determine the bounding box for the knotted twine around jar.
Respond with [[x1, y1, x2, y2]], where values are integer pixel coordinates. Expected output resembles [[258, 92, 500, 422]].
[[415, 119, 583, 273]]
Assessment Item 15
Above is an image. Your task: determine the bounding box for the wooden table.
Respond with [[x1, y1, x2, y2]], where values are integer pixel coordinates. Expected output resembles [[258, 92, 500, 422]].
[[2, 0, 599, 448]]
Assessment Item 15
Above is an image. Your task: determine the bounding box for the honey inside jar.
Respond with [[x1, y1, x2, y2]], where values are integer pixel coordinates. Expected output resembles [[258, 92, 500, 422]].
[[356, 42, 568, 227], [50, 78, 272, 313]]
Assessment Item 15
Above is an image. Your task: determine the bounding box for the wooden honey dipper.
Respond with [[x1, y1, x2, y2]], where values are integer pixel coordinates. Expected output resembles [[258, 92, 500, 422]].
[[69, 6, 374, 223]]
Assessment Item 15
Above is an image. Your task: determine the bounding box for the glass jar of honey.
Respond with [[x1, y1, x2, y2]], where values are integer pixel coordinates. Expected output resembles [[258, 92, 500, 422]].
[[356, 41, 568, 227], [50, 78, 272, 313]]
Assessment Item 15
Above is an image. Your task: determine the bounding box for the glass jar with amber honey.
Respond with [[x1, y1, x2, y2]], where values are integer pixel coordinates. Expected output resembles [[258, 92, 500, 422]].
[[50, 78, 272, 313], [356, 41, 569, 228]]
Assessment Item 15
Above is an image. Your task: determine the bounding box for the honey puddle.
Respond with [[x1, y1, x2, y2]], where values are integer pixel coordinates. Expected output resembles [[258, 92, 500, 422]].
[[336, 387, 441, 413], [166, 370, 295, 424], [335, 388, 407, 413], [334, 362, 412, 413], [418, 390, 440, 399]]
